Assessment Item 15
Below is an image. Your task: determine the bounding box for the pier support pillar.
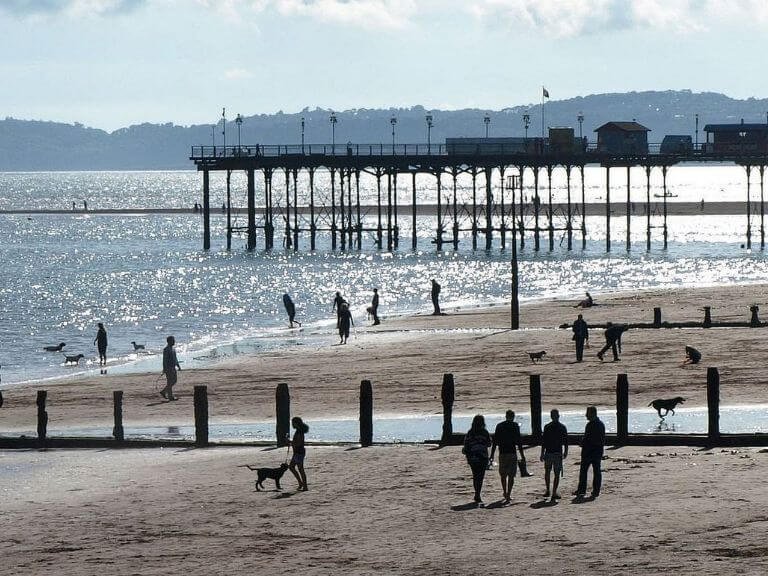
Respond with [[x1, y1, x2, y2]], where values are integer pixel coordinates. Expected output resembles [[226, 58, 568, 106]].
[[662, 166, 669, 250], [580, 165, 587, 250], [411, 171, 418, 250], [452, 168, 459, 250], [605, 166, 611, 252], [566, 165, 573, 250], [626, 166, 631, 251], [360, 379, 373, 447], [746, 165, 753, 250], [202, 170, 211, 250], [247, 169, 256, 250], [436, 170, 443, 250], [645, 166, 652, 251], [309, 168, 316, 250], [485, 167, 493, 250], [547, 165, 554, 251], [533, 167, 540, 251], [376, 169, 383, 248], [471, 169, 478, 250]]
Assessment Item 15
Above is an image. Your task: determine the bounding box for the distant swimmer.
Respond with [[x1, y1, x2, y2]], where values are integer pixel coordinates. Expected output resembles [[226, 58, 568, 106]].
[[93, 322, 108, 367], [283, 293, 301, 328], [43, 342, 66, 352]]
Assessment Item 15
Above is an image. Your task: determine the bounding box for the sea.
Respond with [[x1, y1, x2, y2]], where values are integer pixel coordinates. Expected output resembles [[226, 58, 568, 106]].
[[1, 164, 768, 390]]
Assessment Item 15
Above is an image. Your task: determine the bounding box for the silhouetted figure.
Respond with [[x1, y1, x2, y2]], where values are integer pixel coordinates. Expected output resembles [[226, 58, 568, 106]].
[[597, 323, 628, 362], [193, 203, 199, 212], [369, 288, 380, 325], [283, 293, 301, 328], [575, 291, 594, 308], [160, 335, 181, 401], [462, 414, 491, 504], [93, 322, 108, 367], [221, 202, 226, 213], [683, 345, 702, 365], [431, 279, 441, 315], [572, 314, 589, 362], [83, 200, 88, 211], [288, 416, 309, 491], [72, 201, 76, 211], [540, 409, 568, 502], [489, 410, 526, 503], [338, 303, 353, 344], [332, 291, 347, 327], [575, 406, 605, 499]]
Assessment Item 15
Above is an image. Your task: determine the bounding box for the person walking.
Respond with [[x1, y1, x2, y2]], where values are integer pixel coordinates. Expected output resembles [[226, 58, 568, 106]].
[[160, 335, 181, 401], [597, 322, 628, 362], [540, 409, 568, 502], [288, 416, 309, 491], [93, 322, 108, 367], [431, 279, 441, 315], [332, 291, 347, 327], [338, 303, 353, 344], [574, 406, 605, 499], [462, 414, 492, 504], [282, 293, 301, 328], [572, 314, 589, 362], [370, 288, 380, 326], [489, 410, 526, 503]]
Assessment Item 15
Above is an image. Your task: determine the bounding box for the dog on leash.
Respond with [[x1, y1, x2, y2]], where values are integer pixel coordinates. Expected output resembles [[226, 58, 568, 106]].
[[528, 350, 547, 363], [63, 353, 85, 365], [247, 463, 289, 491], [648, 397, 685, 419]]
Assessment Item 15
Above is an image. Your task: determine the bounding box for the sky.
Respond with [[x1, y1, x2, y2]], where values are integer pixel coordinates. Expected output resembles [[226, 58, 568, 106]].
[[1, 0, 767, 131]]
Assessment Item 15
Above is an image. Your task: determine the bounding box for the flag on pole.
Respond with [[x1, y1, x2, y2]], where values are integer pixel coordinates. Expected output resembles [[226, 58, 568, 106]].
[[542, 87, 550, 99]]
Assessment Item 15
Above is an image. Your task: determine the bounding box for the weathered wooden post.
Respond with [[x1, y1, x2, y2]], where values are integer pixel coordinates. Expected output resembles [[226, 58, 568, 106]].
[[112, 390, 124, 442], [529, 375, 542, 441], [193, 385, 209, 447], [707, 367, 720, 444], [36, 390, 48, 443], [703, 306, 712, 328], [750, 305, 760, 327], [276, 383, 290, 447], [440, 373, 455, 445], [616, 374, 629, 445], [360, 379, 373, 447], [653, 307, 662, 327]]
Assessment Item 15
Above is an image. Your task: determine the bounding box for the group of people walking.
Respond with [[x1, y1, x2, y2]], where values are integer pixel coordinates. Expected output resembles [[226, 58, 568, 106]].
[[571, 314, 628, 363], [463, 407, 605, 505]]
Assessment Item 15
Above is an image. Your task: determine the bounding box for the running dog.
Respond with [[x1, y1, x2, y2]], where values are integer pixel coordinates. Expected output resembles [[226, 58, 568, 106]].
[[44, 342, 66, 352], [247, 463, 289, 491], [528, 350, 547, 363], [63, 353, 85, 365], [131, 341, 146, 351], [649, 397, 685, 419]]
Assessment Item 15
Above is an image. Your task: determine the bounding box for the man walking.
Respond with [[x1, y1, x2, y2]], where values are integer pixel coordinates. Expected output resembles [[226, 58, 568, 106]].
[[489, 410, 526, 503], [572, 314, 588, 362], [431, 279, 441, 315], [370, 288, 380, 325], [597, 322, 628, 362], [540, 409, 568, 502], [160, 335, 181, 401], [575, 406, 606, 499], [93, 322, 108, 367]]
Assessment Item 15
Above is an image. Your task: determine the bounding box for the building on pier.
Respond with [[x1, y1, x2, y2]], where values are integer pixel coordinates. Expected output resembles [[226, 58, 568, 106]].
[[704, 121, 768, 154], [595, 121, 650, 154]]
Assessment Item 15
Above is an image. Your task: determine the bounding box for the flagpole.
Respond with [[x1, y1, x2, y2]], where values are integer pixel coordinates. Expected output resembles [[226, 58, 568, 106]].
[[541, 87, 545, 138]]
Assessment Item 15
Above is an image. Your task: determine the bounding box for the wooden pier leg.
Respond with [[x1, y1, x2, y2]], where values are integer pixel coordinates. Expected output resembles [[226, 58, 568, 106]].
[[393, 170, 399, 249], [37, 390, 48, 443], [750, 305, 760, 327], [529, 375, 542, 441], [244, 169, 255, 250], [386, 170, 393, 251], [533, 167, 540, 251], [356, 169, 362, 250], [452, 168, 459, 250], [471, 169, 478, 250], [707, 367, 720, 445], [626, 165, 631, 251], [340, 167, 347, 250], [360, 379, 373, 447], [662, 165, 668, 250], [347, 169, 354, 247], [580, 164, 587, 250], [376, 169, 383, 248], [746, 164, 753, 250], [645, 165, 651, 251], [500, 167, 507, 250], [653, 307, 662, 327], [226, 170, 232, 251], [440, 373, 455, 445], [547, 165, 554, 251], [485, 167, 493, 250], [194, 385, 209, 447], [293, 169, 299, 251], [616, 374, 629, 445], [112, 390, 124, 442], [265, 170, 274, 250], [519, 165, 526, 249], [331, 167, 337, 250], [202, 170, 211, 251], [566, 165, 573, 250], [436, 170, 443, 250], [275, 383, 290, 447], [411, 171, 417, 250], [760, 165, 765, 250], [605, 166, 611, 252], [309, 168, 316, 250], [284, 169, 292, 249], [511, 178, 520, 330], [703, 306, 712, 327]]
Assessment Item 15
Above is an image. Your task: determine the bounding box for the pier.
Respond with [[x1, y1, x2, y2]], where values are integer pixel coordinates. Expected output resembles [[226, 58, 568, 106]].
[[190, 142, 768, 252]]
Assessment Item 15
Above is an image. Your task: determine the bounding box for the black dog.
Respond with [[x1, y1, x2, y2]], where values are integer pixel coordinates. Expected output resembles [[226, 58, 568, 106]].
[[649, 397, 685, 419], [63, 353, 85, 365], [131, 341, 146, 351], [44, 342, 66, 352], [528, 350, 547, 363], [247, 463, 289, 491]]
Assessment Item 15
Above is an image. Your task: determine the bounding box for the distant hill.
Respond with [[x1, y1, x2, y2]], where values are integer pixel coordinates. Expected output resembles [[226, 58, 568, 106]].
[[1, 90, 767, 171]]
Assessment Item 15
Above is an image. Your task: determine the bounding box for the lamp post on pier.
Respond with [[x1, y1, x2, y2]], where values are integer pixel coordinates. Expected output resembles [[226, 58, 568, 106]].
[[301, 116, 305, 153], [523, 112, 530, 151], [390, 115, 397, 155], [426, 113, 433, 154], [484, 114, 490, 138], [577, 112, 584, 139], [221, 107, 226, 157], [695, 113, 699, 149], [330, 111, 337, 154], [235, 114, 243, 153]]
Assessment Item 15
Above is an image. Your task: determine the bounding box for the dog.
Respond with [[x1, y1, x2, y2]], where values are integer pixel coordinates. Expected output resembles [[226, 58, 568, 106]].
[[648, 397, 685, 419], [528, 350, 547, 363], [63, 353, 85, 366], [247, 463, 289, 491], [44, 342, 66, 352], [131, 341, 146, 351]]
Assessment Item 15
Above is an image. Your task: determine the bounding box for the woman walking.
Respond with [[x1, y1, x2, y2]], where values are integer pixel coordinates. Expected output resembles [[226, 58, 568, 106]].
[[338, 302, 353, 344], [289, 416, 309, 491], [463, 414, 492, 504]]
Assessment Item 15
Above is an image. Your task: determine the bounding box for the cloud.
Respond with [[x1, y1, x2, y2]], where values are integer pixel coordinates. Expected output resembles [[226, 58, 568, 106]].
[[0, 0, 145, 17], [223, 67, 254, 80]]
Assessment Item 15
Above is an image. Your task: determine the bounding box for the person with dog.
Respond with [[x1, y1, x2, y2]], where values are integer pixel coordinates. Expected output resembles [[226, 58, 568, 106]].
[[540, 409, 568, 502], [597, 322, 628, 362], [489, 410, 526, 503], [431, 279, 441, 315], [574, 406, 605, 499], [369, 288, 380, 326], [571, 314, 589, 362], [462, 414, 492, 504], [338, 302, 353, 344], [288, 416, 309, 491], [282, 293, 301, 328], [160, 335, 181, 401], [683, 345, 702, 365], [93, 322, 108, 367]]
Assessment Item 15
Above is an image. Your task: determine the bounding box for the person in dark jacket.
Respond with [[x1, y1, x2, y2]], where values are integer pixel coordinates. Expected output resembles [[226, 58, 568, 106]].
[[338, 303, 353, 344], [431, 279, 441, 315], [572, 314, 589, 362], [282, 293, 301, 328], [575, 406, 606, 498], [597, 322, 628, 362], [463, 414, 492, 504], [540, 409, 568, 502], [93, 322, 108, 367], [332, 291, 347, 327], [370, 288, 380, 325], [489, 410, 526, 502], [683, 345, 702, 365]]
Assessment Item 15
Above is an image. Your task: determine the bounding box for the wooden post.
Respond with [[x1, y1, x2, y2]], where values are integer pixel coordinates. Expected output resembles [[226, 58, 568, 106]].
[[360, 379, 373, 447], [750, 305, 760, 327], [194, 385, 209, 447], [653, 307, 662, 327], [112, 390, 124, 442], [276, 383, 290, 447], [529, 375, 542, 441], [440, 373, 455, 445], [703, 306, 712, 327], [707, 367, 720, 444], [202, 170, 211, 250], [616, 374, 629, 445], [36, 390, 48, 442]]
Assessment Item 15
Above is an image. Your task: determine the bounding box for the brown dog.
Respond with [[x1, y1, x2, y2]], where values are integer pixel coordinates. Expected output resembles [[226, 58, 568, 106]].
[[649, 397, 685, 418]]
